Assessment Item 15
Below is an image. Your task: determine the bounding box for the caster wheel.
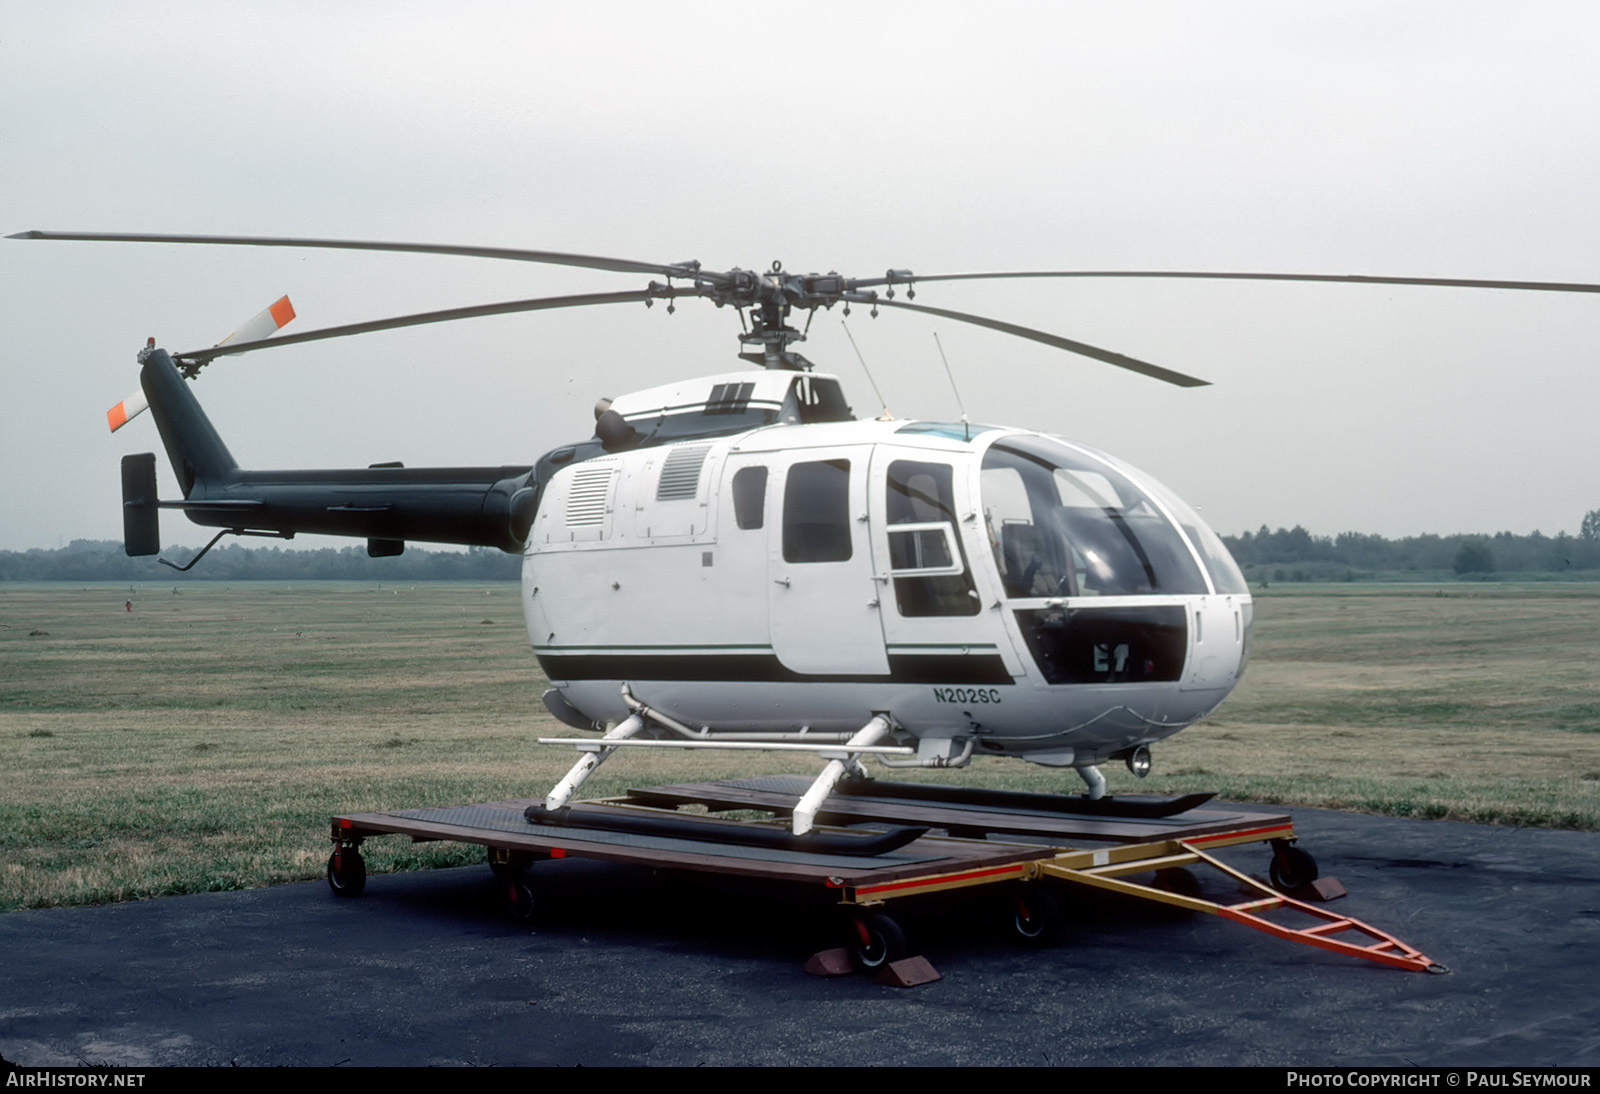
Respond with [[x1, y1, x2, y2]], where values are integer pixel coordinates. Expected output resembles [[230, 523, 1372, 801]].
[[489, 853, 532, 882], [847, 912, 907, 971], [1010, 885, 1062, 946], [327, 848, 366, 898], [1269, 844, 1319, 891], [506, 880, 538, 923]]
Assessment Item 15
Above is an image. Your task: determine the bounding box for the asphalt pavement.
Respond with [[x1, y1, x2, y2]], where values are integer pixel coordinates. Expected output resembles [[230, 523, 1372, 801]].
[[2, 806, 1597, 1067]]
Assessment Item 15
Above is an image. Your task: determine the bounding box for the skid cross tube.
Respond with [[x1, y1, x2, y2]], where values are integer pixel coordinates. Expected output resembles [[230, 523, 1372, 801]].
[[1037, 838, 1444, 973]]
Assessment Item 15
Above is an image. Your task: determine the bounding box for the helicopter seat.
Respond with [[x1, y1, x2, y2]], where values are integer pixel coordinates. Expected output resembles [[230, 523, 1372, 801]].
[[1000, 522, 1044, 598]]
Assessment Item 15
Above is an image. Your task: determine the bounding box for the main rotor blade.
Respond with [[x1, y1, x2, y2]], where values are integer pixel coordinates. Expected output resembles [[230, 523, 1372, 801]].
[[850, 269, 1600, 295], [175, 288, 677, 363], [9, 230, 708, 282], [861, 296, 1209, 388]]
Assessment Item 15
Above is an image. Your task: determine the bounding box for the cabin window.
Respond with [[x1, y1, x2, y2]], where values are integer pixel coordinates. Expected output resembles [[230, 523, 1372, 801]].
[[1013, 605, 1188, 684], [886, 460, 980, 616], [732, 466, 767, 530], [887, 525, 957, 572], [783, 459, 852, 563], [980, 437, 1207, 597], [1179, 519, 1250, 595]]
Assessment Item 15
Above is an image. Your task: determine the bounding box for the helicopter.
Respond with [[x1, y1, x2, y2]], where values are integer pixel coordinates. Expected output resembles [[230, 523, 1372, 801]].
[[16, 230, 1600, 839]]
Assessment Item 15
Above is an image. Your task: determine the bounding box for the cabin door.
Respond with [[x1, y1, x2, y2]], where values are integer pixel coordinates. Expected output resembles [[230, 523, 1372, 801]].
[[767, 450, 889, 676]]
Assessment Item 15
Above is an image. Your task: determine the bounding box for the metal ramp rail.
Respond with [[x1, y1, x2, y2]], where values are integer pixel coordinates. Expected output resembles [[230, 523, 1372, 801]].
[[1034, 836, 1445, 973]]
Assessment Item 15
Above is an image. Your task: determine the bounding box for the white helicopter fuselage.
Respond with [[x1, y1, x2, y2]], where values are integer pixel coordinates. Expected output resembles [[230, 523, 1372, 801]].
[[522, 372, 1252, 771]]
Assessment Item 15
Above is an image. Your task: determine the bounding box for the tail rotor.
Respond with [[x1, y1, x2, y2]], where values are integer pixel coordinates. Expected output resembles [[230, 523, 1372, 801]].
[[106, 295, 294, 433]]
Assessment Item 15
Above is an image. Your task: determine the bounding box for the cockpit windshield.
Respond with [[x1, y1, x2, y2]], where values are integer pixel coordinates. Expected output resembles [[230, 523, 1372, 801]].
[[981, 435, 1209, 597]]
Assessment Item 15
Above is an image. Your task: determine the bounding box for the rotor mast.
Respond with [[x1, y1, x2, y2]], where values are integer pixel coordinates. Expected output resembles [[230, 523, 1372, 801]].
[[732, 261, 820, 371]]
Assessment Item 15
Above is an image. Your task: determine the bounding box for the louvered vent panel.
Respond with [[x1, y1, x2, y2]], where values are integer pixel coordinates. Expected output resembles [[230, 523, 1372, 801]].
[[656, 444, 711, 501], [565, 466, 615, 527]]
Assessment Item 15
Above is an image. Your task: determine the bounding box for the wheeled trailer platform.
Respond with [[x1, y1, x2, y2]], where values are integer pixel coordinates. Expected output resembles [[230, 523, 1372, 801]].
[[327, 775, 1442, 974]]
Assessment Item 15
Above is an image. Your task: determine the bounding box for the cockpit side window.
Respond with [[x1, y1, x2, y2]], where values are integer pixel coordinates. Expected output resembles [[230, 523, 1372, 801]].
[[886, 460, 980, 616]]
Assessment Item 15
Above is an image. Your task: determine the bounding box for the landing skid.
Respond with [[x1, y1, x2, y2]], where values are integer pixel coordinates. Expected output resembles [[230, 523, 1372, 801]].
[[522, 802, 927, 857], [538, 688, 1196, 837], [537, 690, 905, 836], [832, 780, 1216, 820]]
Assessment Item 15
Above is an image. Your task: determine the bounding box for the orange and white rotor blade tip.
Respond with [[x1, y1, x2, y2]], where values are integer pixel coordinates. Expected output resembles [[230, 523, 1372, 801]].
[[217, 295, 295, 347], [107, 388, 149, 433]]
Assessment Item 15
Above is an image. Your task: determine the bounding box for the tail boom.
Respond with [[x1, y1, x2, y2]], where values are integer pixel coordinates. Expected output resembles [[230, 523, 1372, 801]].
[[131, 348, 538, 554]]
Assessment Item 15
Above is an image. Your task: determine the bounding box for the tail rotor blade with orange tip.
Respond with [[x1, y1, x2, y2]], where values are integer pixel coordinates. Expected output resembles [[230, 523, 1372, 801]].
[[217, 295, 295, 348], [106, 296, 295, 432]]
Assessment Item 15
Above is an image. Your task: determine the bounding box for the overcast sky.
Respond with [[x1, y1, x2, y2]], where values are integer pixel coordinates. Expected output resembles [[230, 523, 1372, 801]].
[[5, 1, 1599, 552]]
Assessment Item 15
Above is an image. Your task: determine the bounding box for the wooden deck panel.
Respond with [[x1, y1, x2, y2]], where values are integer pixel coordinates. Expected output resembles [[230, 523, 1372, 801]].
[[334, 796, 1046, 886]]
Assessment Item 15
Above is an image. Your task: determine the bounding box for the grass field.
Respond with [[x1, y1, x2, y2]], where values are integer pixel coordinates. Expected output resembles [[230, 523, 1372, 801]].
[[4, 580, 1598, 911]]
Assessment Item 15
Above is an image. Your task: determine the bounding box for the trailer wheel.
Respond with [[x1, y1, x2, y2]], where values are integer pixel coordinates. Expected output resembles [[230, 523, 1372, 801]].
[[327, 848, 366, 898], [506, 880, 538, 923], [848, 912, 907, 970], [489, 852, 532, 882], [1269, 844, 1319, 891], [1010, 885, 1062, 946], [1147, 867, 1203, 918]]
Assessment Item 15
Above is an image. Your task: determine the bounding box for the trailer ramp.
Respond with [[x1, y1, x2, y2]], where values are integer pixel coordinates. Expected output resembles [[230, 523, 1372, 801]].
[[1036, 836, 1445, 973]]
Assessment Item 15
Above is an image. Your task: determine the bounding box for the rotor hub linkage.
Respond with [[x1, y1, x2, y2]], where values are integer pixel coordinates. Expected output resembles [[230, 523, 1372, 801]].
[[655, 261, 897, 371]]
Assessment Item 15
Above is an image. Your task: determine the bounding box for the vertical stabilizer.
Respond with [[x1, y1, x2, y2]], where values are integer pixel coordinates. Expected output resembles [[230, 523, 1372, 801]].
[[139, 349, 238, 497]]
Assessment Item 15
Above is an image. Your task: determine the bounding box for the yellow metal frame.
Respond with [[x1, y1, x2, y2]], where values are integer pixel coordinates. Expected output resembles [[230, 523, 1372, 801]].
[[835, 818, 1441, 973], [834, 858, 1036, 907]]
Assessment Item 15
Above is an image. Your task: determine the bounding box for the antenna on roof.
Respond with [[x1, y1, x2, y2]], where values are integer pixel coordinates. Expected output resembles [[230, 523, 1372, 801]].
[[841, 320, 893, 421], [933, 332, 970, 441]]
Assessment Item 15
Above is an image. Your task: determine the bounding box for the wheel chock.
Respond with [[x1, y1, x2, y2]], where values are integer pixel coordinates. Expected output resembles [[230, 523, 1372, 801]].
[[1285, 876, 1347, 902], [873, 955, 941, 987], [804, 948, 857, 977]]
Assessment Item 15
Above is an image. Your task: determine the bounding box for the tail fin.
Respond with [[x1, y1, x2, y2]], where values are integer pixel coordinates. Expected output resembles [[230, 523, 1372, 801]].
[[140, 348, 238, 496]]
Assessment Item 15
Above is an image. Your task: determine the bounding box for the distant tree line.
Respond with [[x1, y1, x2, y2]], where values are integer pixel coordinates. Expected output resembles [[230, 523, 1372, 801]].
[[9, 512, 1600, 583], [1224, 510, 1600, 582], [0, 540, 521, 582]]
